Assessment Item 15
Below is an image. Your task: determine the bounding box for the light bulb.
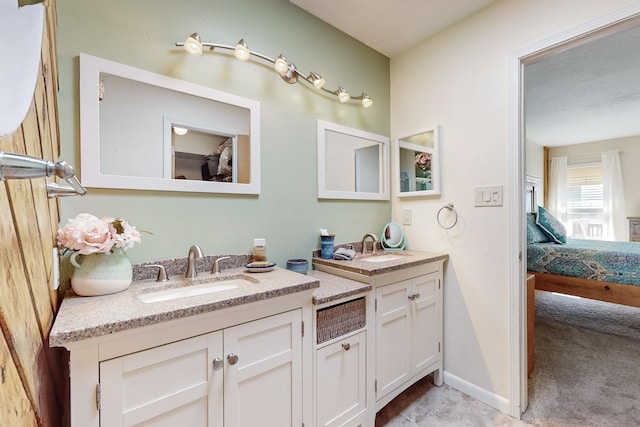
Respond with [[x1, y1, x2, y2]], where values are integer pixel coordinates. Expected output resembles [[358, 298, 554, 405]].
[[234, 39, 250, 61], [337, 86, 350, 103], [274, 54, 289, 74], [173, 126, 188, 136], [310, 72, 325, 90], [184, 33, 203, 56], [361, 93, 373, 108]]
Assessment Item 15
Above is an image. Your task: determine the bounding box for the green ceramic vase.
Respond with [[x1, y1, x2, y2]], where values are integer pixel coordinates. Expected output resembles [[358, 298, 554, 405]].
[[70, 248, 133, 296]]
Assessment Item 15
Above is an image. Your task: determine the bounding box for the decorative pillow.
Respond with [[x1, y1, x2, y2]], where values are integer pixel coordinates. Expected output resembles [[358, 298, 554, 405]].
[[526, 213, 549, 243], [536, 206, 567, 244]]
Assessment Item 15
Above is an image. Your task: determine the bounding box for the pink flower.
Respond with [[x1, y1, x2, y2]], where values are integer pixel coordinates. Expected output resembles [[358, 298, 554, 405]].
[[105, 217, 142, 250], [414, 152, 432, 171], [57, 214, 142, 254]]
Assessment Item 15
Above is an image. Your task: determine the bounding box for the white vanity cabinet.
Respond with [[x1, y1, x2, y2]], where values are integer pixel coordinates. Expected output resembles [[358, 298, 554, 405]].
[[312, 254, 446, 417], [98, 310, 301, 427], [375, 271, 442, 404], [100, 330, 224, 427], [316, 330, 367, 427], [314, 295, 369, 427]]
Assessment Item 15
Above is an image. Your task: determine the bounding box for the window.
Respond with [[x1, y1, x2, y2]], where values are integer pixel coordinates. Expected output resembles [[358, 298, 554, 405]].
[[566, 162, 604, 239]]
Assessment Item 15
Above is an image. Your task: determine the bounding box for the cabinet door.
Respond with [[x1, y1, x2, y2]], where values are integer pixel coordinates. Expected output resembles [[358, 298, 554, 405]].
[[100, 331, 223, 427], [316, 331, 367, 427], [375, 280, 411, 401], [410, 273, 439, 375], [224, 310, 302, 427]]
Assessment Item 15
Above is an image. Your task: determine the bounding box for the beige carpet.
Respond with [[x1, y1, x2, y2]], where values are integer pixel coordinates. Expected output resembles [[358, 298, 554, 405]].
[[522, 290, 640, 426]]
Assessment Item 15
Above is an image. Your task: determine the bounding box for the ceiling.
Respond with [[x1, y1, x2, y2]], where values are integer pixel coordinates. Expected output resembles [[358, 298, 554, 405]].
[[524, 18, 640, 146], [290, 0, 495, 57], [290, 1, 640, 147]]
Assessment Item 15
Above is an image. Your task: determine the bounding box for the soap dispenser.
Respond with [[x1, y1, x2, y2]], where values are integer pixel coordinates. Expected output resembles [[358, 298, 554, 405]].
[[253, 238, 266, 262]]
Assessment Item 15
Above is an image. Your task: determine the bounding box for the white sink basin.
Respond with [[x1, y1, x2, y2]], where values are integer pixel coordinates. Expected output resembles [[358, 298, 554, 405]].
[[361, 254, 402, 263], [138, 278, 252, 303]]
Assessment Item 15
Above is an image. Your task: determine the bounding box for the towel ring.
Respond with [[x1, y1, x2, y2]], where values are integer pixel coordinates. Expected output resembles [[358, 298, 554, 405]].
[[437, 203, 458, 229]]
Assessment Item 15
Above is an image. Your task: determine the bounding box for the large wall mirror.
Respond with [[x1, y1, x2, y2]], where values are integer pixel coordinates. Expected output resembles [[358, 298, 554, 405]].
[[397, 125, 441, 196], [317, 120, 390, 200], [79, 53, 260, 194]]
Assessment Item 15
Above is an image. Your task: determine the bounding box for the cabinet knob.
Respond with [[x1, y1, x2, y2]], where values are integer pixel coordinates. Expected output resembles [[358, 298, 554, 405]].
[[408, 293, 421, 300], [342, 343, 351, 351], [227, 353, 239, 365], [212, 357, 223, 371]]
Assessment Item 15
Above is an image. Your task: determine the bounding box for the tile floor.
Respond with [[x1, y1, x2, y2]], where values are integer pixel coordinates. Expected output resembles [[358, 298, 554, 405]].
[[375, 375, 529, 427]]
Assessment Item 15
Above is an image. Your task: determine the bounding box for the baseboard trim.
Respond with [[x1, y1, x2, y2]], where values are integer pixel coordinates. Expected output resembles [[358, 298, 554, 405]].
[[444, 371, 511, 415]]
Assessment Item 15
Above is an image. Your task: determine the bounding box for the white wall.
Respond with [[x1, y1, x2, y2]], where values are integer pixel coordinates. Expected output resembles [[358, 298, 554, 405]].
[[390, 0, 637, 412], [525, 139, 544, 180]]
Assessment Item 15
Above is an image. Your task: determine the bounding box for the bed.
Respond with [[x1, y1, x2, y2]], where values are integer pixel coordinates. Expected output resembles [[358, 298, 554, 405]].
[[526, 206, 640, 307]]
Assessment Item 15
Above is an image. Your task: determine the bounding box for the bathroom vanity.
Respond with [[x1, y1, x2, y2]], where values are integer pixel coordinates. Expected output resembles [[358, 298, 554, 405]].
[[312, 249, 448, 425], [50, 248, 446, 427], [50, 266, 318, 427]]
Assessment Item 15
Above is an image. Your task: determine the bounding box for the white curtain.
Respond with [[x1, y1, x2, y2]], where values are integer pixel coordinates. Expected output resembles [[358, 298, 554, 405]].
[[602, 150, 626, 241], [548, 156, 567, 224]]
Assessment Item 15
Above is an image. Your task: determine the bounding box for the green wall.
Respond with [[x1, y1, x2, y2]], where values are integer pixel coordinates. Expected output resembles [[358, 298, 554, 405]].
[[56, 0, 390, 266]]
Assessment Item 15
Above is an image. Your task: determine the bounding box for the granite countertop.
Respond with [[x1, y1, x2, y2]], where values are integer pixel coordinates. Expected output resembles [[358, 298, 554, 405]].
[[309, 270, 372, 305], [50, 266, 318, 347], [312, 249, 448, 276]]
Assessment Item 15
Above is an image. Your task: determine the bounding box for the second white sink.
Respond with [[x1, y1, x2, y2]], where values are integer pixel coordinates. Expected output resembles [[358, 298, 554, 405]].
[[361, 254, 402, 263], [138, 277, 254, 303]]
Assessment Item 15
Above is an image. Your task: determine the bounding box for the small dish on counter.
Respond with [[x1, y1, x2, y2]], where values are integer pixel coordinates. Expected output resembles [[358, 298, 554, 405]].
[[245, 261, 276, 273]]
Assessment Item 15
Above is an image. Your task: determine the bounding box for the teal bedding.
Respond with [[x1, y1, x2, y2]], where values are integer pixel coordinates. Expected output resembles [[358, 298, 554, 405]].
[[527, 239, 640, 286]]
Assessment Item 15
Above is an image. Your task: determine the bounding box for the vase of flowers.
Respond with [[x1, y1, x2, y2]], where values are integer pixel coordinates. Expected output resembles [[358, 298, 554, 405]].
[[57, 213, 142, 296], [414, 152, 433, 190]]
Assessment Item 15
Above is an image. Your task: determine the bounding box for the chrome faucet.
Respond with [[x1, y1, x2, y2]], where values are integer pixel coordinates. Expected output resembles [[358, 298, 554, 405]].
[[185, 245, 204, 278], [361, 233, 379, 255], [212, 256, 231, 274]]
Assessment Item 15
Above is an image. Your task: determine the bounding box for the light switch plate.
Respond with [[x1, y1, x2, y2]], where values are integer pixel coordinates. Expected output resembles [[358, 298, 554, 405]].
[[51, 247, 60, 290], [474, 186, 503, 207], [402, 208, 412, 225]]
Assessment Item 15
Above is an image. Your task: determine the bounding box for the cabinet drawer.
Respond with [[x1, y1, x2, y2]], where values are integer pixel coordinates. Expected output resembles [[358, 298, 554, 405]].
[[316, 297, 366, 344]]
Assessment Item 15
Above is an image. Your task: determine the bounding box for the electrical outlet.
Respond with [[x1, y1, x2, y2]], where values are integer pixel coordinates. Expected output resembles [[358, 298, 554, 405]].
[[402, 208, 412, 225]]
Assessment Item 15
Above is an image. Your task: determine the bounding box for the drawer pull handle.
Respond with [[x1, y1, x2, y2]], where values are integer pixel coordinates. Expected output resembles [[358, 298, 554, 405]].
[[342, 343, 351, 351], [212, 357, 223, 371], [227, 353, 239, 365]]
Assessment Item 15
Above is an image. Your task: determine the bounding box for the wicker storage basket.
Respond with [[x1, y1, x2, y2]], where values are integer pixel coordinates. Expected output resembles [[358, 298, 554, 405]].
[[316, 297, 366, 344]]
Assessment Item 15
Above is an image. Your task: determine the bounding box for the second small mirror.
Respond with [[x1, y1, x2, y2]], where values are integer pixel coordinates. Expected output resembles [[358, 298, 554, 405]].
[[397, 126, 440, 196]]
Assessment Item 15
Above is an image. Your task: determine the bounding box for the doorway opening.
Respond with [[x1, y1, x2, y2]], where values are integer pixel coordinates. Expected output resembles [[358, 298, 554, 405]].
[[510, 3, 640, 418]]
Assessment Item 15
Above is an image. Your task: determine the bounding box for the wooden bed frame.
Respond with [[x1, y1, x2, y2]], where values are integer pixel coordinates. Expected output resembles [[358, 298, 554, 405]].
[[530, 272, 640, 308]]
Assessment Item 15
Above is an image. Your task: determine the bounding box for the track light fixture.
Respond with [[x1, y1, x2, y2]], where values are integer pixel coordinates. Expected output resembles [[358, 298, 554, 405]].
[[175, 32, 373, 107]]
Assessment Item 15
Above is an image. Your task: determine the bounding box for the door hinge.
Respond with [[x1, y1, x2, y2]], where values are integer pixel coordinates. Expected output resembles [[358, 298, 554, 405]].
[[438, 342, 441, 353], [438, 279, 441, 290], [519, 251, 522, 262], [96, 383, 101, 411], [375, 298, 377, 312], [301, 320, 304, 337], [375, 380, 377, 393]]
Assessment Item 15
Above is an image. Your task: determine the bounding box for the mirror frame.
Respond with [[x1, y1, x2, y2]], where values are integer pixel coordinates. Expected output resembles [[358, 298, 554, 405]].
[[317, 120, 390, 200], [396, 125, 441, 197], [79, 53, 261, 194]]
